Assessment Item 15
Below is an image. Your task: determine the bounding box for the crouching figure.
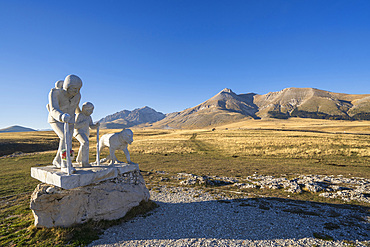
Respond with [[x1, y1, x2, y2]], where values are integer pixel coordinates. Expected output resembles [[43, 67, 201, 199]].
[[99, 129, 134, 165]]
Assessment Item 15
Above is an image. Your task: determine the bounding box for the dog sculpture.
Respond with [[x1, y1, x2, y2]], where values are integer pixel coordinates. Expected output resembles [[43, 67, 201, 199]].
[[98, 128, 134, 164]]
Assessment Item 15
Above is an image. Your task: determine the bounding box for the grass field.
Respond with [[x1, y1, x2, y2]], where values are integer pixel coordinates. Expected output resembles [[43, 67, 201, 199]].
[[1, 118, 369, 246]]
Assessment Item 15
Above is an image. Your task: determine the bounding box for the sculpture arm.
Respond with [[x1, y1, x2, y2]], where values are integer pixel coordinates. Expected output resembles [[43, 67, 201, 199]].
[[89, 117, 100, 129], [74, 115, 89, 129]]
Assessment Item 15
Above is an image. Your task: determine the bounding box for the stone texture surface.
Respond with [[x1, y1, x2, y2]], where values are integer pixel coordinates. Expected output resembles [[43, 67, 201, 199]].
[[30, 170, 149, 228], [90, 186, 370, 247], [31, 163, 139, 190], [176, 173, 369, 204]]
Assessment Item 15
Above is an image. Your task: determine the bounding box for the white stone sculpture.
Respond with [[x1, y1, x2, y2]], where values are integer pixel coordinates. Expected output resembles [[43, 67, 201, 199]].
[[55, 80, 64, 89], [47, 74, 82, 174], [99, 129, 134, 164], [73, 102, 99, 167], [45, 80, 64, 111]]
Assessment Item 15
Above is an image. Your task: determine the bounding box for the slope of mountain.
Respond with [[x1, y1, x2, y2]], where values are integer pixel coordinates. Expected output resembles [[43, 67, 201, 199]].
[[152, 87, 370, 129], [99, 110, 131, 123], [99, 106, 165, 129], [151, 88, 259, 129], [347, 95, 370, 119], [0, 125, 37, 133], [100, 88, 370, 129], [255, 88, 370, 120]]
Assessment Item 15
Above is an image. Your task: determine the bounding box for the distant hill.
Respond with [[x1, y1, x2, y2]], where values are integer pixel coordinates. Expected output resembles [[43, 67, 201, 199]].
[[100, 88, 370, 129], [99, 106, 166, 129], [0, 125, 37, 133]]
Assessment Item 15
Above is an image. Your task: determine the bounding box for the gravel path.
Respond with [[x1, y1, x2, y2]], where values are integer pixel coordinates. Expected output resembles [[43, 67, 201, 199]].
[[90, 186, 369, 247]]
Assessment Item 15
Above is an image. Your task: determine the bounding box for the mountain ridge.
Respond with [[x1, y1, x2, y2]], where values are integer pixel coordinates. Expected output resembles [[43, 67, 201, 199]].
[[100, 87, 370, 129], [99, 106, 166, 129], [254, 87, 370, 120]]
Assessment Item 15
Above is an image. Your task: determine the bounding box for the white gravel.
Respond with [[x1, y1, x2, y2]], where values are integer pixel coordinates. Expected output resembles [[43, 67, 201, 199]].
[[89, 186, 369, 247]]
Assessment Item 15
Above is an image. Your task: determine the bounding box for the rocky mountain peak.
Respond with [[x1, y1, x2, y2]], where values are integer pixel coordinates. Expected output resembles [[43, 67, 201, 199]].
[[99, 106, 165, 129], [135, 106, 158, 113], [220, 88, 234, 94]]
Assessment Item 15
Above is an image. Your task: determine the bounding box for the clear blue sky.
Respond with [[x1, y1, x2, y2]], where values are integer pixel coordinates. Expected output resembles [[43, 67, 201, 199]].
[[1, 0, 370, 130]]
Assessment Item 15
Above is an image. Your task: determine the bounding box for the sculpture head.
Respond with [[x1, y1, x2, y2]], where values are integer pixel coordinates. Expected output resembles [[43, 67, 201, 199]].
[[63, 75, 82, 97], [55, 80, 64, 89], [120, 128, 133, 144], [81, 102, 94, 116]]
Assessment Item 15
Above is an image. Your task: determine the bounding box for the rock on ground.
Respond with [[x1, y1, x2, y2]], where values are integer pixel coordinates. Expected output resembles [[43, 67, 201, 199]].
[[30, 170, 149, 228]]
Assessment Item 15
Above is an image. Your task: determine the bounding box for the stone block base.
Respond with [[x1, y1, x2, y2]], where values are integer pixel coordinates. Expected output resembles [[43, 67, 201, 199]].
[[30, 170, 150, 228], [31, 163, 139, 190]]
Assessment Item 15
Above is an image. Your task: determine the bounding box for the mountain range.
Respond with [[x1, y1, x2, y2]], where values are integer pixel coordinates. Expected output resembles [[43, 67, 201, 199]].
[[100, 87, 370, 129], [2, 88, 368, 132], [99, 106, 166, 129]]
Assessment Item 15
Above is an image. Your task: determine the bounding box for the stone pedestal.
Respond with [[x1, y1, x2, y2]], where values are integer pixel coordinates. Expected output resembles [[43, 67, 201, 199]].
[[31, 163, 139, 190], [30, 164, 150, 228]]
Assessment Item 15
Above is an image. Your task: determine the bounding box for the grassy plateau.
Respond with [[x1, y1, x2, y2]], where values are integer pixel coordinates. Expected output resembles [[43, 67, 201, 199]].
[[0, 118, 369, 246]]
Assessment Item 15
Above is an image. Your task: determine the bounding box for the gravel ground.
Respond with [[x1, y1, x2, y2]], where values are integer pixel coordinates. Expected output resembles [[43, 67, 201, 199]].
[[90, 186, 369, 247]]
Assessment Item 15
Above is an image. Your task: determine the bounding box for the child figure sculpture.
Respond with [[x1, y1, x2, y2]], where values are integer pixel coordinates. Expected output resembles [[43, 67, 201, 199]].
[[73, 102, 99, 167]]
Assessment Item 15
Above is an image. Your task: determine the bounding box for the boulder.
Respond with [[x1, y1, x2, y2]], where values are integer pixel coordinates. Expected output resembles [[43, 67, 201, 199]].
[[30, 170, 150, 228]]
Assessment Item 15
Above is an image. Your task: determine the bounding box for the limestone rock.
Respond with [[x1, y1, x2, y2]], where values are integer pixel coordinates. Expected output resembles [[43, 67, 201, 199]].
[[177, 173, 237, 186], [233, 183, 258, 189], [31, 163, 139, 190], [30, 170, 149, 228], [175, 171, 369, 204], [178, 173, 213, 185]]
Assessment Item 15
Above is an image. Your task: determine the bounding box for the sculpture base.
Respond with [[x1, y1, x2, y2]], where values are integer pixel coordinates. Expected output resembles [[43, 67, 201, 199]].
[[30, 169, 150, 228], [31, 163, 139, 190]]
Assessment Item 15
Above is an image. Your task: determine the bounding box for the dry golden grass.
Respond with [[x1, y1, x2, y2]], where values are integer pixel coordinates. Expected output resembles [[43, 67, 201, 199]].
[[1, 118, 369, 179], [2, 119, 369, 178], [0, 131, 58, 144], [117, 119, 369, 178], [220, 118, 370, 134], [111, 119, 370, 159], [196, 130, 370, 158]]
